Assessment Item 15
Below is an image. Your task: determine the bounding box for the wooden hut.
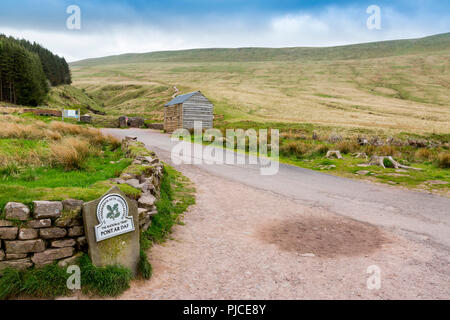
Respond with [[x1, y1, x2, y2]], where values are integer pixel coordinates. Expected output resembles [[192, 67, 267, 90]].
[[164, 91, 214, 133]]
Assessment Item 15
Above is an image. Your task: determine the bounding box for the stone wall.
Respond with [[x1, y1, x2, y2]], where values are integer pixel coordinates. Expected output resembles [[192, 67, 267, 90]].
[[0, 136, 162, 273]]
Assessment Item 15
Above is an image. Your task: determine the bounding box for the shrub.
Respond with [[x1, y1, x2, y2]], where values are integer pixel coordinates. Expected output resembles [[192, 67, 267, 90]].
[[280, 141, 309, 158], [335, 141, 359, 154], [436, 152, 450, 168], [377, 145, 397, 156], [383, 157, 394, 168], [314, 144, 329, 156], [50, 137, 91, 170], [138, 249, 152, 279], [415, 148, 432, 161]]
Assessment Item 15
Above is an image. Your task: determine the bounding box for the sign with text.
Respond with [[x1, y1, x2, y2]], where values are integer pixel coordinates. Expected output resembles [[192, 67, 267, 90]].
[[95, 194, 135, 241], [82, 186, 140, 274]]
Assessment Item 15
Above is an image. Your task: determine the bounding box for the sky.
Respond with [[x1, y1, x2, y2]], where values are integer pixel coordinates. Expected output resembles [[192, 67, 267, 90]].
[[0, 0, 449, 62]]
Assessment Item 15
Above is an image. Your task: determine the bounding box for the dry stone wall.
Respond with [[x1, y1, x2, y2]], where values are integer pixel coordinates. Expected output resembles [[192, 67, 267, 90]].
[[0, 136, 162, 273]]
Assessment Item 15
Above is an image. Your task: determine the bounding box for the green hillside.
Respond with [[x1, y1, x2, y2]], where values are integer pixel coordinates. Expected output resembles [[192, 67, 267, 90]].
[[72, 33, 450, 66]]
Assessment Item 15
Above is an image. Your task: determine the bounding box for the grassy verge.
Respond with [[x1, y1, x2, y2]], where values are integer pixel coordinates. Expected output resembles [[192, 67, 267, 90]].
[[0, 254, 132, 299]]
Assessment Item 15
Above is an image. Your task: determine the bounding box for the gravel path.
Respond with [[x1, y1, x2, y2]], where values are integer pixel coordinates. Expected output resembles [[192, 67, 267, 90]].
[[117, 165, 449, 300]]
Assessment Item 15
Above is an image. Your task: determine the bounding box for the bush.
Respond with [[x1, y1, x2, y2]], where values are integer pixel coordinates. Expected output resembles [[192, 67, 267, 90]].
[[313, 144, 329, 156], [415, 148, 432, 161], [437, 152, 450, 168], [335, 141, 359, 154], [280, 141, 309, 158], [50, 137, 91, 170]]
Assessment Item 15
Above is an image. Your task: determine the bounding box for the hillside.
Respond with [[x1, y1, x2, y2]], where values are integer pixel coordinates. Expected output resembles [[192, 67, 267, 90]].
[[69, 33, 450, 135], [72, 33, 450, 66]]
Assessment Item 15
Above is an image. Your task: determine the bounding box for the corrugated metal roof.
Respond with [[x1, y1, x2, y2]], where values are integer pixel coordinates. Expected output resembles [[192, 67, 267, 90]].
[[164, 91, 200, 107]]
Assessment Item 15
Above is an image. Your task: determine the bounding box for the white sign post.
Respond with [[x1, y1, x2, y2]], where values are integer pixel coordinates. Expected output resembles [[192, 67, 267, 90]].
[[62, 109, 81, 121], [95, 193, 135, 242]]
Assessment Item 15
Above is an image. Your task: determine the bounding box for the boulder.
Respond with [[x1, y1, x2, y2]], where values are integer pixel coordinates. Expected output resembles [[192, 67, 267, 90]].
[[80, 115, 92, 123], [40, 227, 67, 239], [68, 226, 84, 237], [26, 219, 52, 229], [33, 201, 63, 219], [31, 247, 74, 267], [18, 228, 39, 240], [0, 227, 18, 240], [5, 239, 46, 254], [0, 258, 33, 272], [127, 117, 145, 128], [50, 239, 76, 248], [138, 193, 156, 209], [5, 202, 31, 221]]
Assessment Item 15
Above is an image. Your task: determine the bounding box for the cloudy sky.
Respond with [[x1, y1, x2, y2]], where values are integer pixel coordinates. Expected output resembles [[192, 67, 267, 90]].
[[0, 0, 449, 62]]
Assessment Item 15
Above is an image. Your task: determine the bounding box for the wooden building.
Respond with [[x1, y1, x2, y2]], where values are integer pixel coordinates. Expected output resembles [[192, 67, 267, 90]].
[[164, 91, 214, 133]]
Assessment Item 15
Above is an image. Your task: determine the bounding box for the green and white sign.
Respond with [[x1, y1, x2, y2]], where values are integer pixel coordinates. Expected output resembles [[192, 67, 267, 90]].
[[95, 193, 135, 242]]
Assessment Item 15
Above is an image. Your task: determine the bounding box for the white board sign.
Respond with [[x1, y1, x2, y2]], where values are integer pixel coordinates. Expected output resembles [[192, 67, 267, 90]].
[[95, 193, 135, 242]]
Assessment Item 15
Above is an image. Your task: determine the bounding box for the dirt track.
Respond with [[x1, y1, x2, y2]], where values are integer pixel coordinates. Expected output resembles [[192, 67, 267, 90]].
[[100, 129, 450, 300]]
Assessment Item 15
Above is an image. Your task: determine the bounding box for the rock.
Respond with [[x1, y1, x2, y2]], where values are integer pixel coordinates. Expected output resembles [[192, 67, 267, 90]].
[[126, 178, 141, 189], [0, 249, 4, 261], [5, 239, 46, 254], [138, 208, 148, 220], [120, 173, 134, 181], [356, 170, 370, 176], [68, 226, 84, 237], [33, 201, 63, 219], [40, 227, 67, 239], [328, 133, 342, 143], [395, 169, 408, 173], [148, 210, 158, 217], [138, 193, 156, 209], [18, 228, 39, 240], [62, 199, 84, 213], [127, 117, 145, 128], [76, 236, 87, 251], [4, 202, 31, 221], [0, 220, 14, 227], [80, 115, 92, 123], [58, 252, 83, 268], [6, 253, 27, 260], [357, 137, 368, 145], [119, 116, 128, 128], [50, 239, 76, 248], [0, 258, 33, 272], [132, 159, 142, 165], [110, 178, 126, 185], [326, 150, 343, 159], [0, 227, 18, 240], [31, 247, 74, 267], [125, 136, 137, 141], [26, 219, 52, 229], [138, 181, 154, 193], [143, 156, 159, 165]]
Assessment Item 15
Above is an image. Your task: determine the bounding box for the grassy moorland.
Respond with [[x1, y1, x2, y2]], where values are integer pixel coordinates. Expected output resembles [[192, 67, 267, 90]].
[[0, 113, 143, 212], [62, 33, 450, 194]]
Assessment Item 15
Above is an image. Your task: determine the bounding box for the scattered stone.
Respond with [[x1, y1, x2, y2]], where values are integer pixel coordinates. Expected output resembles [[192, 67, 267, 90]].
[[357, 164, 370, 167], [40, 227, 67, 239], [132, 159, 142, 165], [395, 169, 408, 173], [18, 228, 39, 240], [138, 193, 156, 209], [50, 239, 76, 248], [68, 226, 84, 237], [357, 137, 368, 145], [353, 152, 368, 159], [31, 247, 74, 267], [120, 173, 134, 181], [58, 252, 83, 268], [26, 219, 51, 229], [110, 178, 126, 185], [5, 202, 31, 221], [125, 136, 138, 141], [33, 201, 63, 219], [356, 170, 370, 176], [0, 258, 33, 272], [0, 227, 19, 240], [6, 253, 27, 260], [424, 180, 448, 185], [5, 239, 46, 254], [326, 150, 343, 159]]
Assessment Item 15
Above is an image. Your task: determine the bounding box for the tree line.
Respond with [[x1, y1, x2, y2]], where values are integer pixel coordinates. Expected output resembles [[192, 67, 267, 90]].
[[0, 34, 71, 106]]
